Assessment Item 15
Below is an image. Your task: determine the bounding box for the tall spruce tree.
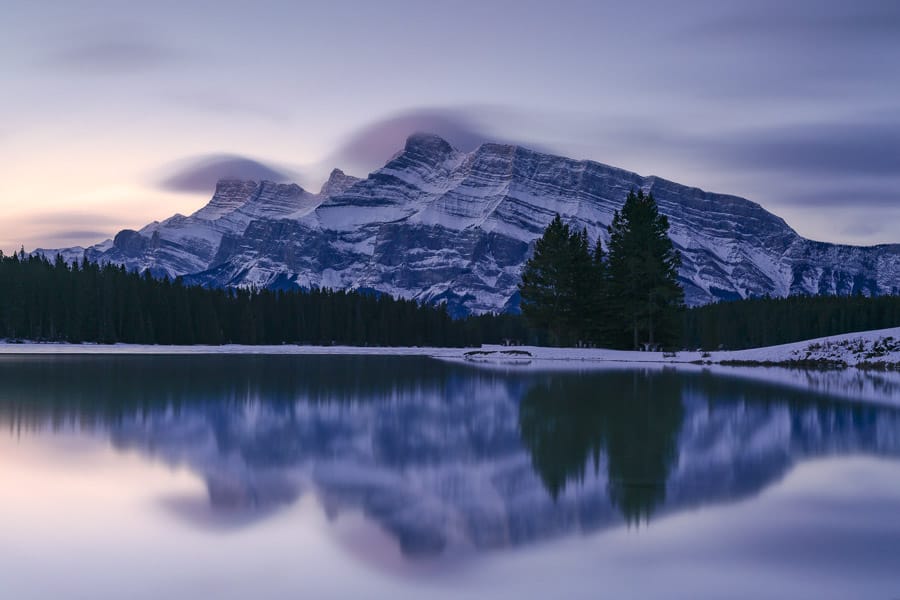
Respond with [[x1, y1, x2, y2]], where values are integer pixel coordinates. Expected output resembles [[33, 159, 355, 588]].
[[568, 228, 596, 341], [606, 190, 683, 349], [586, 238, 612, 345], [519, 215, 594, 345]]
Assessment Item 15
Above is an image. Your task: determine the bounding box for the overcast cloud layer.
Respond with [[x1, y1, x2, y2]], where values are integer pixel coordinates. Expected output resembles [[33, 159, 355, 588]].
[[1, 0, 898, 249]]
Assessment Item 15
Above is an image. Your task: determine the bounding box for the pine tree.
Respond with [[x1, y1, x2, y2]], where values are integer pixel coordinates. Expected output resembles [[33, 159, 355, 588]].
[[607, 190, 684, 349], [568, 228, 595, 344], [586, 238, 612, 345], [518, 215, 593, 345]]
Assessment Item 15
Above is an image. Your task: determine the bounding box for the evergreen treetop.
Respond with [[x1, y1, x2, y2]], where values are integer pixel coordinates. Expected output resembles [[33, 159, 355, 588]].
[[518, 191, 684, 349], [606, 190, 683, 349], [518, 215, 598, 346]]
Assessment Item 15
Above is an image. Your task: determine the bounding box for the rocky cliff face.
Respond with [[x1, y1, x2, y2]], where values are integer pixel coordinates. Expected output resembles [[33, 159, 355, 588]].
[[38, 133, 900, 313]]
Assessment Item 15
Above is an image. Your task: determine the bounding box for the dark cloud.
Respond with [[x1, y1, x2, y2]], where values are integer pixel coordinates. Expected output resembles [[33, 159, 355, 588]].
[[35, 230, 111, 245], [333, 108, 489, 169], [838, 219, 894, 240], [158, 154, 296, 193], [329, 107, 552, 173], [17, 213, 124, 250], [579, 113, 900, 195], [687, 2, 900, 40], [43, 38, 181, 72], [658, 2, 900, 103], [25, 211, 126, 227], [702, 122, 900, 177], [770, 185, 900, 209]]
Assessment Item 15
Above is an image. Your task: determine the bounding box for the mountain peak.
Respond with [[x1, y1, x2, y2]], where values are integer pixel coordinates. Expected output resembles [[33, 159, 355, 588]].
[[213, 178, 259, 193], [213, 178, 303, 192], [402, 132, 457, 159], [36, 139, 900, 312], [319, 168, 361, 197], [190, 179, 307, 224]]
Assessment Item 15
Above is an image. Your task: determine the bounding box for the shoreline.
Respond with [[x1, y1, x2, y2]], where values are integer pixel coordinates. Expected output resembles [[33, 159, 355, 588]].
[[0, 326, 898, 370]]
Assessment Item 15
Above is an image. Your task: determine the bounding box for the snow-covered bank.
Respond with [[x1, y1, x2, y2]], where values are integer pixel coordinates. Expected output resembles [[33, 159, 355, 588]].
[[0, 327, 898, 369], [465, 327, 900, 369], [1, 329, 899, 406]]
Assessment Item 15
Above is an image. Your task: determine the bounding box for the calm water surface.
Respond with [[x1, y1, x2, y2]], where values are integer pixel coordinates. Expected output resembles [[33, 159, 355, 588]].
[[1, 355, 899, 599]]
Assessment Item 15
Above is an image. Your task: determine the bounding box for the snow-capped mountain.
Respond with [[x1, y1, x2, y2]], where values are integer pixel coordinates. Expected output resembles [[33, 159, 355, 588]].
[[38, 134, 900, 313]]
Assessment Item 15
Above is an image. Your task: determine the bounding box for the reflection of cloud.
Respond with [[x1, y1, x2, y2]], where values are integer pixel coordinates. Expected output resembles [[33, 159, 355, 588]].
[[158, 154, 297, 193], [159, 493, 296, 532]]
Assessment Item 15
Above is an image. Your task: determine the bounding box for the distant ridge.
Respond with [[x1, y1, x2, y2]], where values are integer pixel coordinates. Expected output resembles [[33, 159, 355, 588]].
[[37, 133, 900, 315]]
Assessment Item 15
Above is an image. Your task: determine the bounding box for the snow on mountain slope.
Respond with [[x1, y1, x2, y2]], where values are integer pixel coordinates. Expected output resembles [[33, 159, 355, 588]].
[[36, 178, 324, 279], [37, 133, 900, 313]]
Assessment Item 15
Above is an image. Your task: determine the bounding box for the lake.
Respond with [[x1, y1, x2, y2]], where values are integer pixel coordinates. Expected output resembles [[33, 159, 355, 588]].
[[1, 355, 899, 599]]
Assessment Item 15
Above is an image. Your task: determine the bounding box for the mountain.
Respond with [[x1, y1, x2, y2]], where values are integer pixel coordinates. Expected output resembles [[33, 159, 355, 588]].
[[38, 134, 900, 314]]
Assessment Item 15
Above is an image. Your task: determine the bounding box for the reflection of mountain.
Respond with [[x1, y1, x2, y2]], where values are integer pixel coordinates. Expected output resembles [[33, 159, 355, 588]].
[[1, 356, 900, 558]]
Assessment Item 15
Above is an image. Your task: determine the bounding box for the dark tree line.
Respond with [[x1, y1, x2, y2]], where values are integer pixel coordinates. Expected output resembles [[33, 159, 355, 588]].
[[683, 293, 900, 350], [518, 191, 684, 349], [0, 250, 523, 347], [3, 241, 897, 350]]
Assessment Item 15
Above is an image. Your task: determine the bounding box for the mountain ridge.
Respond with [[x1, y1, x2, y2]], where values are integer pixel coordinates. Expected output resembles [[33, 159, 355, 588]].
[[36, 133, 900, 314]]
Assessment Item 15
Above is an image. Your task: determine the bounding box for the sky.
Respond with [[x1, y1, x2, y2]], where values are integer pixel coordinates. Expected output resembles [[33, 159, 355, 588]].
[[2, 0, 899, 251]]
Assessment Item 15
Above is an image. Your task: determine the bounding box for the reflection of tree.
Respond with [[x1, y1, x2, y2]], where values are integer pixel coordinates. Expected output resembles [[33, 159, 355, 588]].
[[519, 370, 684, 524], [0, 354, 486, 429], [4, 355, 900, 554], [518, 379, 604, 499]]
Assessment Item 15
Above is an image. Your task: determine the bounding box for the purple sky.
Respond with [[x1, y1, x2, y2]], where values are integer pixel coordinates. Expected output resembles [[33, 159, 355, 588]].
[[2, 0, 899, 250]]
